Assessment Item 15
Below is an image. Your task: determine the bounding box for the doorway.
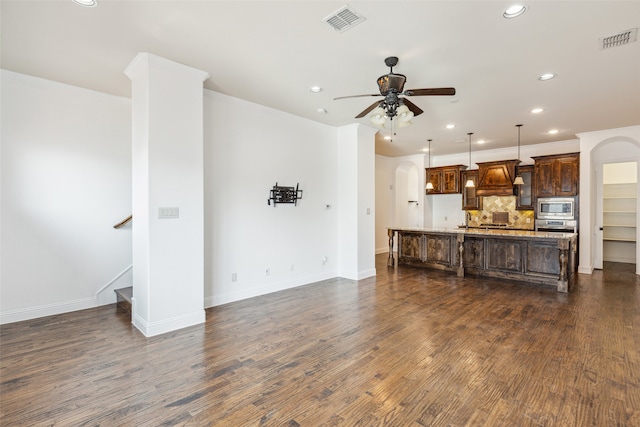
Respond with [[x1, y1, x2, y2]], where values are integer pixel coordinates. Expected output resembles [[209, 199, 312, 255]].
[[598, 161, 637, 271], [394, 163, 420, 228]]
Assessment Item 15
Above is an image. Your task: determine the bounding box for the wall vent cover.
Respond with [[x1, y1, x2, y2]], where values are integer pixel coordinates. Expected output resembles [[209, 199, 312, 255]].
[[599, 28, 638, 49], [323, 5, 366, 33]]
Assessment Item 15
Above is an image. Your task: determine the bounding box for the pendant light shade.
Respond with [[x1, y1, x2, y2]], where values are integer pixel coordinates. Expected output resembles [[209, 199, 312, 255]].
[[465, 132, 475, 188], [513, 124, 525, 185], [426, 139, 434, 191]]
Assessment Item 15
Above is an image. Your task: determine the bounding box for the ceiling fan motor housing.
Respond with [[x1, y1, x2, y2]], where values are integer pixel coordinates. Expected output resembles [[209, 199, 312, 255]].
[[377, 73, 406, 95]]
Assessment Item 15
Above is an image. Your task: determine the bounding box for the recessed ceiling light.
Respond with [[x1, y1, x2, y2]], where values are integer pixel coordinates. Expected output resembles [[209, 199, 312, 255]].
[[476, 139, 486, 144], [503, 5, 527, 18], [548, 129, 559, 135], [538, 73, 557, 81], [384, 136, 391, 140], [449, 99, 459, 103], [316, 108, 327, 114], [72, 0, 98, 6], [531, 107, 544, 114], [309, 86, 323, 93], [422, 148, 429, 152], [446, 124, 455, 129]]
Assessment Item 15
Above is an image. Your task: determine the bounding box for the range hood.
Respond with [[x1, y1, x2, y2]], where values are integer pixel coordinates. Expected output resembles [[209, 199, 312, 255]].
[[475, 159, 520, 197]]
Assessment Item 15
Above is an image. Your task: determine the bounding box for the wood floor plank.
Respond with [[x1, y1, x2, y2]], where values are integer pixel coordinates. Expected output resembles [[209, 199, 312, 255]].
[[2, 256, 639, 426]]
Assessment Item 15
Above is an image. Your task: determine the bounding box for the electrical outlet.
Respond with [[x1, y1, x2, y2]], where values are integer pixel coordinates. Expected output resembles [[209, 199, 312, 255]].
[[231, 273, 237, 282], [265, 268, 270, 276], [322, 256, 328, 265]]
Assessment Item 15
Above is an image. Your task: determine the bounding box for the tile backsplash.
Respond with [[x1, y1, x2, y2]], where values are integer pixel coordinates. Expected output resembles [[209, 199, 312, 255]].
[[467, 196, 534, 229]]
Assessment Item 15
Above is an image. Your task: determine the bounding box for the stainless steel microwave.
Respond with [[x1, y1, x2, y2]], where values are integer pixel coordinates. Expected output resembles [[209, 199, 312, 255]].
[[537, 197, 575, 220]]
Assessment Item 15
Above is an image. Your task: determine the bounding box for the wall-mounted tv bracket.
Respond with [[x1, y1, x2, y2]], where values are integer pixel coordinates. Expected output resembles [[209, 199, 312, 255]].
[[268, 183, 303, 206]]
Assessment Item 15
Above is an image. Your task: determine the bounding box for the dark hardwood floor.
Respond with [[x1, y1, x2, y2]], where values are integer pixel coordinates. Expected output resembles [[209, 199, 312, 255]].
[[2, 255, 639, 426]]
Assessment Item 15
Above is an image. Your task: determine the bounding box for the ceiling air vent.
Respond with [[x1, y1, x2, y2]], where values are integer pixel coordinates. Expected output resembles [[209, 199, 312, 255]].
[[599, 28, 638, 50], [323, 5, 366, 33]]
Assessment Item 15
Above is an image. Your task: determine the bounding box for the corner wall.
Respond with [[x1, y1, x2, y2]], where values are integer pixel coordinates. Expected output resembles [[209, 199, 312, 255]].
[[0, 70, 132, 323]]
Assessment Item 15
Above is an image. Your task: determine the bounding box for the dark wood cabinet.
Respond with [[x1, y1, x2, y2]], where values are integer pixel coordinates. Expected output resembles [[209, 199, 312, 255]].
[[532, 153, 579, 197], [461, 170, 482, 210], [515, 165, 534, 210], [426, 165, 467, 194]]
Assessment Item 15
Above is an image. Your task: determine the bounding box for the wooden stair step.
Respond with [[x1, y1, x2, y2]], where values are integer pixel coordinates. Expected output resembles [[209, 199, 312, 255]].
[[114, 287, 132, 313]]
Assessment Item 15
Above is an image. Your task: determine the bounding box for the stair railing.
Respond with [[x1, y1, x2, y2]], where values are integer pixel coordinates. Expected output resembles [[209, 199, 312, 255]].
[[113, 214, 132, 229]]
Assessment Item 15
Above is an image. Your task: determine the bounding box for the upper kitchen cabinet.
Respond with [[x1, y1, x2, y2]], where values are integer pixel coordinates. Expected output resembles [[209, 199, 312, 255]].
[[476, 160, 519, 197], [426, 165, 467, 194], [515, 165, 534, 210], [532, 153, 579, 197], [461, 170, 482, 210]]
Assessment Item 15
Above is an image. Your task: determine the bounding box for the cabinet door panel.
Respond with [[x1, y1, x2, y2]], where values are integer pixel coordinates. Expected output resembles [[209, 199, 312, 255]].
[[535, 159, 556, 197], [526, 241, 561, 275], [399, 233, 423, 261], [462, 170, 482, 210], [463, 238, 484, 268], [442, 169, 459, 193], [515, 165, 534, 210], [555, 158, 578, 196], [486, 239, 523, 272], [426, 235, 452, 264], [426, 170, 443, 194]]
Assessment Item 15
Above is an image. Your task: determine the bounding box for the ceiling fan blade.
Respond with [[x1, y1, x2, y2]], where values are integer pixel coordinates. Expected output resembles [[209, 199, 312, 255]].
[[401, 98, 424, 117], [355, 101, 382, 118], [334, 94, 380, 100], [404, 87, 456, 96]]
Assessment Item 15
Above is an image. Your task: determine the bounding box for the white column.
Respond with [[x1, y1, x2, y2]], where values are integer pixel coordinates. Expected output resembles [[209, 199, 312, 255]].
[[337, 123, 378, 280], [124, 53, 210, 336]]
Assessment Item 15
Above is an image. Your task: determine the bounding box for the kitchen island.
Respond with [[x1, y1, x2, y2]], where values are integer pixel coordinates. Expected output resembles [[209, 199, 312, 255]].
[[387, 227, 577, 292]]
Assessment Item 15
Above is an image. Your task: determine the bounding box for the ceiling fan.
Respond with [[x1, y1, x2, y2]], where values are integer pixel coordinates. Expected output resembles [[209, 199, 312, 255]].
[[334, 56, 456, 127]]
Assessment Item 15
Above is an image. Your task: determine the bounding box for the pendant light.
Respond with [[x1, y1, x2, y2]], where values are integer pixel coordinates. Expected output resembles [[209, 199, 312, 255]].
[[426, 139, 434, 191], [465, 132, 475, 188], [513, 124, 525, 185]]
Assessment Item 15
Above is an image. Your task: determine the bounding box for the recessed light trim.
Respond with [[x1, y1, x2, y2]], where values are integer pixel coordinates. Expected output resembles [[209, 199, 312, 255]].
[[531, 107, 544, 114], [476, 139, 486, 144], [548, 129, 559, 135], [309, 86, 323, 93], [383, 136, 391, 140], [73, 0, 98, 7], [446, 124, 455, 129], [538, 73, 557, 81], [316, 108, 327, 114], [503, 4, 527, 18]]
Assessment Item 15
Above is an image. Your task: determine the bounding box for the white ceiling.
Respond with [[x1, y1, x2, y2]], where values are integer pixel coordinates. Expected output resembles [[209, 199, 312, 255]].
[[2, 0, 639, 157]]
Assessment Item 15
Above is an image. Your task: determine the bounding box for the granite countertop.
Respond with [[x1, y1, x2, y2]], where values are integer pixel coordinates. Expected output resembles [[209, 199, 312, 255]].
[[388, 226, 577, 239]]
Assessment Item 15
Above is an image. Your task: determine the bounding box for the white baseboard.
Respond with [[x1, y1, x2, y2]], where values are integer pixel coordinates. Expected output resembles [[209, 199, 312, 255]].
[[0, 297, 96, 325], [204, 271, 336, 308], [133, 309, 206, 337], [578, 265, 594, 274], [603, 256, 636, 264]]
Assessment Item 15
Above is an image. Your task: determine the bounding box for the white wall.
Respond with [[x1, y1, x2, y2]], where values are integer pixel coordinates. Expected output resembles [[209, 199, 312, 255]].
[[203, 91, 340, 307], [1, 70, 132, 323], [1, 71, 350, 323], [375, 155, 395, 253]]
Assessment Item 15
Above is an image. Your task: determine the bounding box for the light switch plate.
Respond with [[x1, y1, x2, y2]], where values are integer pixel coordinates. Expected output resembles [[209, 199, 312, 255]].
[[159, 207, 179, 219]]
